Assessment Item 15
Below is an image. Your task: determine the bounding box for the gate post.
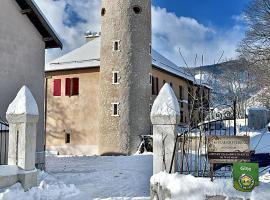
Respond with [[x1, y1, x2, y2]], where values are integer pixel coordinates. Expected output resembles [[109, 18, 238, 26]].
[[6, 86, 39, 190], [151, 83, 180, 174]]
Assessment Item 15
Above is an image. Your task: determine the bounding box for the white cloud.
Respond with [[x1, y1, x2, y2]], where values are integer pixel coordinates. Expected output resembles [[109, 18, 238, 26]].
[[152, 7, 246, 67], [34, 1, 245, 67]]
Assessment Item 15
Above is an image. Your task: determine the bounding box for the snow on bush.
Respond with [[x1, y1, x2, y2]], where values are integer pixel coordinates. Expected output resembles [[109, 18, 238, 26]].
[[0, 171, 79, 200], [151, 171, 270, 200]]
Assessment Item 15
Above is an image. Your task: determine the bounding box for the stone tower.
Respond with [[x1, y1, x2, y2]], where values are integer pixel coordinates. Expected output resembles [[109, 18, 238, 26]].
[[99, 0, 152, 155]]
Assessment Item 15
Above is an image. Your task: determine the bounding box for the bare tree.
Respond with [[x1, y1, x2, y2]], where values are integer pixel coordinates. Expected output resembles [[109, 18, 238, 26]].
[[238, 0, 270, 89]]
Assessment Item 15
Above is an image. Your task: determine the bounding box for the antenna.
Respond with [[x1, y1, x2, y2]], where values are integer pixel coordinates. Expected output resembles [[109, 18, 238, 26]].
[[216, 50, 224, 64]]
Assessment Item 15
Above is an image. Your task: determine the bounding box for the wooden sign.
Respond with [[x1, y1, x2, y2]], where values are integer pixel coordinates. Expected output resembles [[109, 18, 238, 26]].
[[208, 136, 250, 164]]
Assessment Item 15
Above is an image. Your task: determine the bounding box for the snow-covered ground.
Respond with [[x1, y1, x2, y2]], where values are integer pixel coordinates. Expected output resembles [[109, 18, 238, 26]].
[[45, 155, 153, 200], [0, 155, 153, 200], [151, 170, 270, 200]]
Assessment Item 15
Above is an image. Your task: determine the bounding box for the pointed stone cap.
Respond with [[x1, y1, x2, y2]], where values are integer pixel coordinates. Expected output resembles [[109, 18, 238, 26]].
[[151, 83, 180, 125], [6, 86, 39, 116]]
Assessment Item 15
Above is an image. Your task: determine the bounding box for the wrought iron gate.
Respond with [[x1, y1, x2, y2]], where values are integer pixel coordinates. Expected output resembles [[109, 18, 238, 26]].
[[171, 103, 243, 178]]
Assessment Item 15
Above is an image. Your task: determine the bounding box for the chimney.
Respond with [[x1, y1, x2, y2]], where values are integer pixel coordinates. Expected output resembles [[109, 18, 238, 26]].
[[85, 31, 101, 42]]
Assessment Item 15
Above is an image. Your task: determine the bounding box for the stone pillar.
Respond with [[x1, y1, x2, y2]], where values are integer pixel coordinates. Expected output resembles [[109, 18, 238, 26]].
[[6, 86, 39, 190], [151, 83, 180, 174]]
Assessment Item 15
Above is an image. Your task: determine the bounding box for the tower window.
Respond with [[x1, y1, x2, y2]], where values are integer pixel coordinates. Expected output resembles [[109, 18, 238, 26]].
[[112, 71, 119, 84], [112, 103, 120, 116], [149, 74, 152, 85], [101, 8, 106, 16], [113, 40, 120, 51], [133, 6, 142, 14], [65, 132, 71, 144], [149, 43, 152, 54]]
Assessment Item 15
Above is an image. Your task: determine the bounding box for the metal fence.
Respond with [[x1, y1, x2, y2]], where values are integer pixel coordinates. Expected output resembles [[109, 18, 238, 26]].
[[171, 104, 241, 179], [0, 119, 9, 165]]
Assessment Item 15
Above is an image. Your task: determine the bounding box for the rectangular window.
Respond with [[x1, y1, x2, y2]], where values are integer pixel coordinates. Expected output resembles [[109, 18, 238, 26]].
[[179, 86, 183, 108], [65, 133, 71, 144], [53, 79, 61, 96], [180, 111, 184, 123], [112, 103, 119, 116], [112, 71, 119, 84], [149, 43, 152, 55], [72, 78, 79, 95], [65, 78, 71, 96], [155, 77, 159, 95], [152, 76, 155, 95], [149, 74, 152, 85], [113, 40, 120, 51], [65, 78, 79, 96]]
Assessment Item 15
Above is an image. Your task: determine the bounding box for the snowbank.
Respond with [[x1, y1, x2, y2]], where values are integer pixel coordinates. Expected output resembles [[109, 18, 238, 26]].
[[0, 171, 79, 200], [151, 171, 270, 200]]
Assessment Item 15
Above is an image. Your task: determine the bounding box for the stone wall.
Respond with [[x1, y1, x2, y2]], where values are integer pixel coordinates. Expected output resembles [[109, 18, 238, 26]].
[[99, 0, 152, 155]]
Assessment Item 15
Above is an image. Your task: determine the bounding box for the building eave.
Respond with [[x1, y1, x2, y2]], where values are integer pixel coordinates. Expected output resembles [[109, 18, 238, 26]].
[[15, 0, 62, 49]]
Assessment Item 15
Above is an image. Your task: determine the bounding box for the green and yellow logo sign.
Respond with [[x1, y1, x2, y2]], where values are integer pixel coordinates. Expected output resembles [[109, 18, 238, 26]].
[[233, 162, 259, 192]]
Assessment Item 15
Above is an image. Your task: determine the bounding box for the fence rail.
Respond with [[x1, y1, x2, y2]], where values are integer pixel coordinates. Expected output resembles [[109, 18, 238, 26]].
[[171, 103, 242, 179], [0, 119, 9, 165]]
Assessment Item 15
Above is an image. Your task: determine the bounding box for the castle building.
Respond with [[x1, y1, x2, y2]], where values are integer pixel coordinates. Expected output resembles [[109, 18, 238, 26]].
[[45, 0, 210, 156]]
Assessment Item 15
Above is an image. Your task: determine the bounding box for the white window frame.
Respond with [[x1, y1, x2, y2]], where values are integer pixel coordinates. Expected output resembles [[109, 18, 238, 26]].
[[112, 71, 120, 84], [112, 40, 121, 51], [111, 102, 120, 117]]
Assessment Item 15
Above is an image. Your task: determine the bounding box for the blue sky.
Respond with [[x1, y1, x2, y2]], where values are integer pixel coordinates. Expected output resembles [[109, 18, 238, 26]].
[[153, 0, 250, 29], [35, 0, 250, 67]]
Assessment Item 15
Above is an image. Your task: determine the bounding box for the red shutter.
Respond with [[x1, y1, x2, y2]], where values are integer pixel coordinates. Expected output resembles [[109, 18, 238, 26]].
[[53, 79, 61, 96], [72, 78, 79, 95], [65, 78, 71, 96]]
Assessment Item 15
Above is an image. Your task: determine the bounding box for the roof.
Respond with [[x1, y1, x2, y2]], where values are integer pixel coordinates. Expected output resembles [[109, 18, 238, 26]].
[[15, 0, 62, 49], [46, 37, 194, 82]]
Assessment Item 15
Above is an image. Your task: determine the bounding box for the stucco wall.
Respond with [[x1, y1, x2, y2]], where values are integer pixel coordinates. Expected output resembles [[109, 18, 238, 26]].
[[0, 0, 45, 156], [151, 68, 190, 124], [99, 0, 152, 155], [46, 68, 100, 155]]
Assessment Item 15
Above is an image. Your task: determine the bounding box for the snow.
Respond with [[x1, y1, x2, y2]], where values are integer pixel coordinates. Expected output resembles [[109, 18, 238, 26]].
[[151, 171, 270, 200], [45, 155, 153, 200], [0, 171, 79, 200], [6, 86, 39, 116], [151, 83, 180, 117], [45, 37, 194, 82], [0, 155, 152, 200]]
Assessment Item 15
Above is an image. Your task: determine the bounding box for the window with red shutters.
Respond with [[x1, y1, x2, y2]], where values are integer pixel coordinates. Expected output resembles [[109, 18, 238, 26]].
[[72, 78, 79, 95], [65, 78, 71, 96], [53, 79, 61, 96], [65, 78, 79, 96]]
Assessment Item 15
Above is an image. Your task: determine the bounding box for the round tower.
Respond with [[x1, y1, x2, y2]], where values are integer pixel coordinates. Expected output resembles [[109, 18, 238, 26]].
[[99, 0, 152, 155]]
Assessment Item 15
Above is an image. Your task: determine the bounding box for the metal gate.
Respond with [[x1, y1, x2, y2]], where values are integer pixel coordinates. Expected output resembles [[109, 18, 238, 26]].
[[171, 104, 243, 178], [0, 120, 9, 165]]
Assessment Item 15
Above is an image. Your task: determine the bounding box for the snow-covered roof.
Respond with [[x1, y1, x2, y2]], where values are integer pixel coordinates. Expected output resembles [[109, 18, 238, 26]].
[[46, 37, 194, 82]]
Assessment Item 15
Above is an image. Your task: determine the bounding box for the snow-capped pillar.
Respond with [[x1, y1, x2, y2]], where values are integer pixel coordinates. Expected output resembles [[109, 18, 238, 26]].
[[151, 83, 180, 174], [6, 86, 39, 190]]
